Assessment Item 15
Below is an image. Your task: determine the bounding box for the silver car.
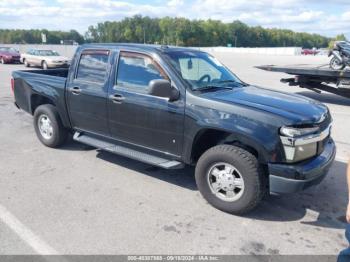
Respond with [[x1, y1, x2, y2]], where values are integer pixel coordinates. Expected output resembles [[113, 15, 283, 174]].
[[21, 49, 70, 69]]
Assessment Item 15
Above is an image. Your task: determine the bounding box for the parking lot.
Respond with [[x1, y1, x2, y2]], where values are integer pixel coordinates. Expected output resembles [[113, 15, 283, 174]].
[[0, 53, 349, 255]]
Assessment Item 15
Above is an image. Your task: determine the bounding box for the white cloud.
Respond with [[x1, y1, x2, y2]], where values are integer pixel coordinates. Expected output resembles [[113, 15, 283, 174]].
[[0, 0, 348, 38], [0, 0, 44, 7], [167, 0, 184, 7]]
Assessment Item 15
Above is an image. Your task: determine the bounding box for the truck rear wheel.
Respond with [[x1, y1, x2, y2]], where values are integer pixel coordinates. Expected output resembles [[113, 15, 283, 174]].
[[33, 105, 68, 148], [195, 145, 266, 214]]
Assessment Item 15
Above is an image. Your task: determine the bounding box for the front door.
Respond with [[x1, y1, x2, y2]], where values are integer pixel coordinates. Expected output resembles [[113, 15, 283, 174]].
[[67, 49, 111, 136], [26, 50, 38, 65], [108, 51, 184, 156]]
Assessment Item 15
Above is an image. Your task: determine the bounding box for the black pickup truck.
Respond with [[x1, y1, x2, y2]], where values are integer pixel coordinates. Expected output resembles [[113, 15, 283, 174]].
[[12, 44, 336, 214]]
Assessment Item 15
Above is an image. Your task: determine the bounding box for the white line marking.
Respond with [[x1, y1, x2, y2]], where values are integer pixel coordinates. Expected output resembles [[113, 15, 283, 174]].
[[0, 204, 58, 255], [336, 157, 349, 163], [331, 111, 350, 116]]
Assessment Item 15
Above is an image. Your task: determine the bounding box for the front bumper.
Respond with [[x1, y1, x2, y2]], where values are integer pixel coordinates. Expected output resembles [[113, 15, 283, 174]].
[[3, 57, 21, 63], [47, 62, 70, 68], [268, 138, 336, 194]]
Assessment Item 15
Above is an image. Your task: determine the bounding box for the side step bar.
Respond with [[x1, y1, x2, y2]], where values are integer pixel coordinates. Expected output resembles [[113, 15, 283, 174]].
[[73, 132, 184, 169]]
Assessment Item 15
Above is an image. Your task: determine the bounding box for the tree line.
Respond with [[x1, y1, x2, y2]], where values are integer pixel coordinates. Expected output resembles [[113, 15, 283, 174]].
[[0, 16, 346, 48], [0, 29, 84, 44], [85, 16, 332, 48]]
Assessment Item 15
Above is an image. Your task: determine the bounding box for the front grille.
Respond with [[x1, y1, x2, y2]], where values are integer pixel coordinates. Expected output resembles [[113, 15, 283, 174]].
[[318, 111, 331, 130], [316, 110, 331, 155]]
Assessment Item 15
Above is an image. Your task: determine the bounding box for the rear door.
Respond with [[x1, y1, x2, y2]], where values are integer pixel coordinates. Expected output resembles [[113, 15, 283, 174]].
[[66, 49, 111, 136], [107, 51, 185, 156]]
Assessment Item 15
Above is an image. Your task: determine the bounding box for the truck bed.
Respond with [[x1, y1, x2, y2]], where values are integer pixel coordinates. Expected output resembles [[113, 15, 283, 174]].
[[12, 68, 70, 125]]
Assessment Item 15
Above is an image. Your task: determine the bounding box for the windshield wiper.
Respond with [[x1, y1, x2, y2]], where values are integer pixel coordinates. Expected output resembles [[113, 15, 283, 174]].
[[216, 80, 248, 86], [194, 85, 233, 91], [216, 80, 238, 83], [194, 79, 248, 91]]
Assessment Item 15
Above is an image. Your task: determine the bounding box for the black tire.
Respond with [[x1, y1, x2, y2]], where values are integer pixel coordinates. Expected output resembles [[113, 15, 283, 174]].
[[33, 104, 68, 148], [330, 57, 345, 70], [24, 59, 30, 67], [42, 61, 48, 70], [195, 144, 266, 214]]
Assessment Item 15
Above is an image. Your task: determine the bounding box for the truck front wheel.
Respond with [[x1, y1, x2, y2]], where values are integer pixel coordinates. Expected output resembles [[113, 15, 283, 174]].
[[195, 145, 266, 214], [33, 104, 68, 148]]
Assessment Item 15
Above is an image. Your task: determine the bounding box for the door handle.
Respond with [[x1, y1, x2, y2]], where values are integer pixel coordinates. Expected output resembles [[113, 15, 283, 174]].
[[109, 94, 125, 103], [69, 86, 82, 95]]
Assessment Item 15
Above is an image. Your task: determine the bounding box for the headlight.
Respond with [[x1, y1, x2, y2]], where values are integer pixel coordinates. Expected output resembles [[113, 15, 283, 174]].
[[279, 125, 325, 163], [282, 143, 318, 163], [280, 126, 319, 137]]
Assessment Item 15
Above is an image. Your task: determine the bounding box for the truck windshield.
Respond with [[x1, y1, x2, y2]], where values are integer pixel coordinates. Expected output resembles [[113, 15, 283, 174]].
[[164, 50, 243, 90]]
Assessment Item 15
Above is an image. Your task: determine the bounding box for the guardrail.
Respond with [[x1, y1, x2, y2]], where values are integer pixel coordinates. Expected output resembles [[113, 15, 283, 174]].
[[2, 44, 303, 57], [198, 47, 302, 56]]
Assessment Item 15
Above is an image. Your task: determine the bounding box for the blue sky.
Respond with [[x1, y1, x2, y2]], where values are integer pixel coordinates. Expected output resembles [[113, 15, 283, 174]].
[[0, 0, 348, 38]]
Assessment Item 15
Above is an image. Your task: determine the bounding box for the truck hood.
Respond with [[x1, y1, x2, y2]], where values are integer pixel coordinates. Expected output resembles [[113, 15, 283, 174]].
[[202, 85, 328, 124]]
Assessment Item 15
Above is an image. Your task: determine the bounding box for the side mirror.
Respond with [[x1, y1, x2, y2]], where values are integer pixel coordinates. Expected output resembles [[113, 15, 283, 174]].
[[148, 79, 179, 101]]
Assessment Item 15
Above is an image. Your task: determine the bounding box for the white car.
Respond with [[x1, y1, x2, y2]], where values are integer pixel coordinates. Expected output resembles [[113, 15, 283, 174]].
[[21, 49, 70, 69]]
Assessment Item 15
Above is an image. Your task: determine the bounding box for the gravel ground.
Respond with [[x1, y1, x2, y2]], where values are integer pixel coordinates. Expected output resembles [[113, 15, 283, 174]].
[[0, 53, 349, 255]]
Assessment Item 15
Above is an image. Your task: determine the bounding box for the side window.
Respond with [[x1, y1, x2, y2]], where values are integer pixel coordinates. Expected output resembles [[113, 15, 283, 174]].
[[116, 52, 167, 93], [76, 51, 109, 83]]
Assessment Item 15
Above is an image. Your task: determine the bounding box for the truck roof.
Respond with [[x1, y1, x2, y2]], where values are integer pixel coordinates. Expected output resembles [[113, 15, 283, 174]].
[[80, 43, 203, 54]]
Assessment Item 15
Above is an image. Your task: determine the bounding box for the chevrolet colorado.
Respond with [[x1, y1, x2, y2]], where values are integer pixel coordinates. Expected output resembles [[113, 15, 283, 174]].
[[11, 44, 336, 214]]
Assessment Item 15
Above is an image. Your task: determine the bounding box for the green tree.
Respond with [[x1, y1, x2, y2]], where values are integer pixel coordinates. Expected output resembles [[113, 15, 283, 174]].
[[328, 34, 348, 49], [0, 16, 332, 48]]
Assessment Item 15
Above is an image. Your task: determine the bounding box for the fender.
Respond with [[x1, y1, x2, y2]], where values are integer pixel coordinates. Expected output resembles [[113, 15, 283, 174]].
[[182, 120, 283, 165]]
